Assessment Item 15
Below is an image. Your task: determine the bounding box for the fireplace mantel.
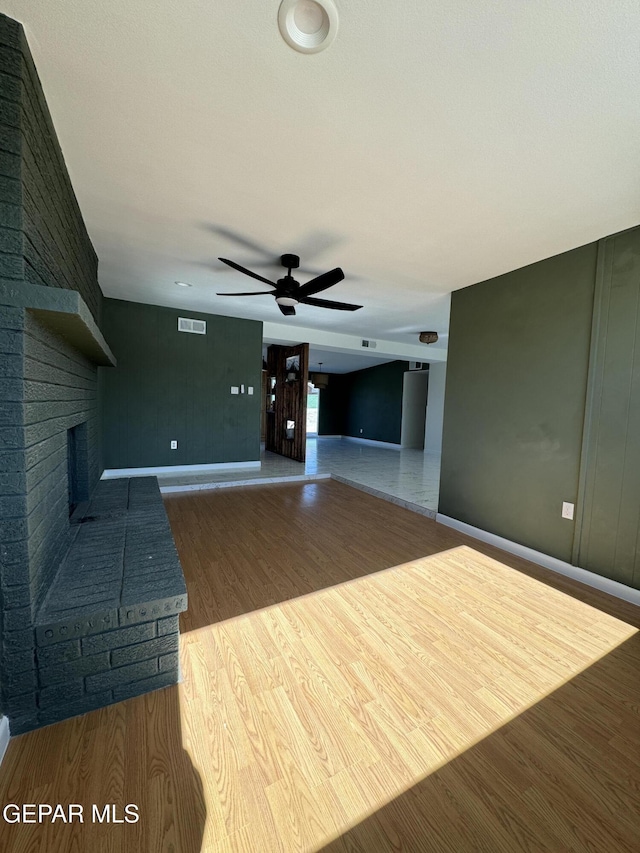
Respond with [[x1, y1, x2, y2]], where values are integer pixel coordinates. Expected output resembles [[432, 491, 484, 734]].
[[0, 280, 116, 367]]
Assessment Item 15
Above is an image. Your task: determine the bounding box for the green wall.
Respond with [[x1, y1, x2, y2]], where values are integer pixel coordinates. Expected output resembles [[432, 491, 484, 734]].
[[440, 242, 598, 563], [101, 299, 262, 469], [575, 229, 640, 588], [319, 361, 410, 444]]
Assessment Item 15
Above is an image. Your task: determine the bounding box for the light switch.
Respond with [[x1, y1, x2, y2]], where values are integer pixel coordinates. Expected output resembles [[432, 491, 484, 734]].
[[231, 386, 239, 395], [241, 384, 245, 394], [248, 386, 254, 395], [562, 501, 575, 520]]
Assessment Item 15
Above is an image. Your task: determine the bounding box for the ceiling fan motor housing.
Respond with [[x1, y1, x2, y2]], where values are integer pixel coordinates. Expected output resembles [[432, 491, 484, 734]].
[[281, 253, 300, 270]]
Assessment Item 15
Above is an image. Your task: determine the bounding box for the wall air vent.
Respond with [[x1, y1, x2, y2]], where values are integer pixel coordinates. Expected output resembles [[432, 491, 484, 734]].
[[178, 317, 206, 335], [361, 339, 377, 349]]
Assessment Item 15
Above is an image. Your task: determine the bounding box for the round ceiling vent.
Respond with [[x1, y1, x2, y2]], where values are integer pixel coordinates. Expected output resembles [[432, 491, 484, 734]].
[[278, 0, 338, 54]]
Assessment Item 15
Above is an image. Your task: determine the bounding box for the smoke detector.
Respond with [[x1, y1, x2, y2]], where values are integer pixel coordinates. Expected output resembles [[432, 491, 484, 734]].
[[419, 331, 439, 345], [278, 0, 339, 54]]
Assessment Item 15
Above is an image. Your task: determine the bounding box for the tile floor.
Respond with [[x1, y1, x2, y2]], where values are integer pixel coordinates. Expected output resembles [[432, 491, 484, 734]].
[[158, 437, 441, 517]]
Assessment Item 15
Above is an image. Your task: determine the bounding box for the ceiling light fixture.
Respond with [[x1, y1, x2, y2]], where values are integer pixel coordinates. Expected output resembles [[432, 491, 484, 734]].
[[175, 281, 192, 287], [278, 0, 338, 54], [276, 296, 299, 307], [419, 331, 439, 344]]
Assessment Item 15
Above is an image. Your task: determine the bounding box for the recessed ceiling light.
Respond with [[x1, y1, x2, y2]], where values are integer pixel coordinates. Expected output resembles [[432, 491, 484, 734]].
[[278, 0, 338, 54], [175, 281, 192, 287]]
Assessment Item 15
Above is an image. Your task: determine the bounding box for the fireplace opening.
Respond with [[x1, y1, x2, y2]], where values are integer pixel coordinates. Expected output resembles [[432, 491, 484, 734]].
[[67, 422, 88, 516]]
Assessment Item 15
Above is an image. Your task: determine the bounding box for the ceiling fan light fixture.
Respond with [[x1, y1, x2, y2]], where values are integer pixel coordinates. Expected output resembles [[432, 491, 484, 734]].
[[276, 296, 299, 307], [278, 0, 338, 54]]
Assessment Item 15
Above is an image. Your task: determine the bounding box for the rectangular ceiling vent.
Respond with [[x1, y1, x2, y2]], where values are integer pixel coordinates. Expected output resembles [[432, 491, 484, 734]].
[[361, 339, 377, 349], [178, 317, 206, 335]]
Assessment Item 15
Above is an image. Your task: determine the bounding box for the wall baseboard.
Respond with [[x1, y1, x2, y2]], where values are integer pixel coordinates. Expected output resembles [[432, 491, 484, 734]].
[[102, 461, 261, 479], [436, 514, 640, 608], [341, 436, 401, 450], [0, 716, 10, 767]]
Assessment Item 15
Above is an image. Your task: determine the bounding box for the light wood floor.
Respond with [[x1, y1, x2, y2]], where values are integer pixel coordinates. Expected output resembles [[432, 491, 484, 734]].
[[1, 480, 639, 852]]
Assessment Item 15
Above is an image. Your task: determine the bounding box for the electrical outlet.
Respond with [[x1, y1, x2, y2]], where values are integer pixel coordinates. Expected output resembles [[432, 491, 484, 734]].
[[231, 386, 239, 395], [170, 440, 178, 450], [562, 501, 574, 520], [248, 386, 254, 395]]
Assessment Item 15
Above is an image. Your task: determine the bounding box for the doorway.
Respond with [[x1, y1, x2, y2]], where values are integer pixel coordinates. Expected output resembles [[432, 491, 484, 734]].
[[306, 381, 320, 435], [307, 382, 320, 436]]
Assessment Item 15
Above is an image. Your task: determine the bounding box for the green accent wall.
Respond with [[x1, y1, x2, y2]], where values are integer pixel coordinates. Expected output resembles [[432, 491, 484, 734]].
[[319, 361, 409, 444], [101, 299, 262, 469], [440, 242, 598, 563], [575, 229, 640, 588]]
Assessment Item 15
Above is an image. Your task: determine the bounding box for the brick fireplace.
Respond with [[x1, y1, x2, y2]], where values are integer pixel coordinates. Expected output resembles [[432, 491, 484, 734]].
[[0, 14, 186, 734]]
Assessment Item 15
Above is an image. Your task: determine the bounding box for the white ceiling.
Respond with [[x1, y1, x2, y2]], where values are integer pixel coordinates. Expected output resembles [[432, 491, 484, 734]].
[[5, 1, 640, 348]]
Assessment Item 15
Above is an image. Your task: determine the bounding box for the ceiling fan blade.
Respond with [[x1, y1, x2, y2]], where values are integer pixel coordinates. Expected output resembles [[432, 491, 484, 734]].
[[207, 225, 272, 257], [298, 295, 362, 311], [218, 258, 277, 287], [297, 267, 345, 297], [216, 290, 276, 296], [278, 303, 296, 316]]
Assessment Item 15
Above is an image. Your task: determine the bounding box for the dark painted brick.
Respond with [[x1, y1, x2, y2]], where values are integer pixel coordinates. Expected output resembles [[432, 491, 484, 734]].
[[6, 690, 37, 714], [0, 149, 20, 179], [36, 639, 80, 666], [0, 16, 22, 50], [159, 651, 179, 673], [2, 665, 36, 692], [85, 658, 158, 693], [82, 621, 156, 655], [38, 680, 83, 708], [0, 494, 27, 518], [157, 615, 180, 636], [0, 516, 28, 539], [3, 644, 34, 672], [3, 604, 31, 631], [1, 582, 30, 609], [0, 71, 20, 105], [0, 201, 20, 228], [0, 98, 20, 128], [8, 712, 39, 735], [111, 632, 179, 668], [39, 652, 109, 687], [3, 627, 34, 651], [38, 690, 113, 728], [112, 671, 177, 704], [0, 327, 23, 354], [118, 594, 188, 624], [36, 609, 119, 646]]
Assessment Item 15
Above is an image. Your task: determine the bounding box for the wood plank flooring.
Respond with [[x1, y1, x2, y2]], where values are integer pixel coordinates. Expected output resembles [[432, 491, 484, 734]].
[[1, 480, 639, 852]]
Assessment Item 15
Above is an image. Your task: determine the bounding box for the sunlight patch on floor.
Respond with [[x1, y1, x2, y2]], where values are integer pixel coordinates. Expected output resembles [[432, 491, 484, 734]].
[[177, 546, 638, 852]]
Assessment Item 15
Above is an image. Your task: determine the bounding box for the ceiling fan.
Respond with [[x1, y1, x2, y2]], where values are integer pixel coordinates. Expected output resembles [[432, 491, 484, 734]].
[[216, 254, 362, 316]]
